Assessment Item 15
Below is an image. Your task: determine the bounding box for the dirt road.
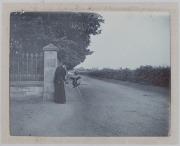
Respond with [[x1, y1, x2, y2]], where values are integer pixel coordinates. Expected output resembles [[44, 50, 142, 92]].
[[10, 75, 170, 136]]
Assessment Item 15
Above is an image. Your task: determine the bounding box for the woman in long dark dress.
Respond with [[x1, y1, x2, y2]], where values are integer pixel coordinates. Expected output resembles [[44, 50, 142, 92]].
[[54, 63, 67, 104]]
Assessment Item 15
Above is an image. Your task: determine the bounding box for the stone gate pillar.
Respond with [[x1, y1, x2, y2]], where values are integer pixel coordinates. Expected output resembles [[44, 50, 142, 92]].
[[43, 44, 58, 100]]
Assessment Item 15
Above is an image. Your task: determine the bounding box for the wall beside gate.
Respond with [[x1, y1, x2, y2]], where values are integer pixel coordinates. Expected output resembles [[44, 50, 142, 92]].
[[10, 52, 44, 99], [10, 86, 43, 100], [10, 44, 58, 100]]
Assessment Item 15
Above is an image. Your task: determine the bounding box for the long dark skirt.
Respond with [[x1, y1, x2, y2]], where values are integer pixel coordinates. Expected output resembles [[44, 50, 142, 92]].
[[54, 82, 66, 104]]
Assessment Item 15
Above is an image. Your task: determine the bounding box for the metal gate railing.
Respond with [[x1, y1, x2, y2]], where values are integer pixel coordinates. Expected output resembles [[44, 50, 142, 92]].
[[10, 53, 44, 82]]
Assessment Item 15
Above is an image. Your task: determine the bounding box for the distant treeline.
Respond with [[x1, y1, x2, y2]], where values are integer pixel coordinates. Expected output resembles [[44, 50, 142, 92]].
[[79, 66, 170, 88]]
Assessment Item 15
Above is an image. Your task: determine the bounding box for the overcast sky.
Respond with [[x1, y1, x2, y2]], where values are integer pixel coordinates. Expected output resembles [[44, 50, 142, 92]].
[[76, 11, 170, 69]]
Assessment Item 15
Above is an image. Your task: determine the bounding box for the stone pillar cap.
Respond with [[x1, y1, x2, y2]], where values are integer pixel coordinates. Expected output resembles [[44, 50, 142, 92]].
[[43, 44, 58, 51]]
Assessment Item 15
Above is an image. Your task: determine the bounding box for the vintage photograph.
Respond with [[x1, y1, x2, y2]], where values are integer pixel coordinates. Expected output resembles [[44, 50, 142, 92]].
[[9, 11, 170, 137]]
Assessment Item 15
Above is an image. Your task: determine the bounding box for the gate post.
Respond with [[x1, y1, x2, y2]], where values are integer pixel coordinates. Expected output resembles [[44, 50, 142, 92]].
[[43, 44, 58, 100]]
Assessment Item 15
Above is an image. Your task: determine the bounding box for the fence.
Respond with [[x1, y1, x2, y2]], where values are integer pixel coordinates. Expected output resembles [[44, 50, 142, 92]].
[[10, 53, 44, 82]]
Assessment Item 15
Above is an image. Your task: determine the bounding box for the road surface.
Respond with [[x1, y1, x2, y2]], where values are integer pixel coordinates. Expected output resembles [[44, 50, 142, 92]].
[[77, 75, 170, 136], [10, 75, 170, 136]]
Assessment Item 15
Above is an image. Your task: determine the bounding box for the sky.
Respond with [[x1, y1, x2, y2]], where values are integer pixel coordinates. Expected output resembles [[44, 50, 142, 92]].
[[76, 11, 170, 70]]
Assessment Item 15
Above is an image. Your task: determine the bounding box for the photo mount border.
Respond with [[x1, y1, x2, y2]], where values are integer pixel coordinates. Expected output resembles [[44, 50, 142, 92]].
[[1, 2, 179, 144]]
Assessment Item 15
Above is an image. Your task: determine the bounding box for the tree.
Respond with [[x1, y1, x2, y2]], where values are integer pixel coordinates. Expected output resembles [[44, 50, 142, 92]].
[[10, 12, 104, 69]]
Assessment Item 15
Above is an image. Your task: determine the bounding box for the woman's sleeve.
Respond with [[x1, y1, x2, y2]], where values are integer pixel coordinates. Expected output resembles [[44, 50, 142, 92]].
[[62, 68, 67, 81], [54, 68, 58, 84]]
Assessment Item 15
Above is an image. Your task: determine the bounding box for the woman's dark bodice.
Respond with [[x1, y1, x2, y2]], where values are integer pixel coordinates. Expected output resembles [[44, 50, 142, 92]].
[[54, 66, 66, 84]]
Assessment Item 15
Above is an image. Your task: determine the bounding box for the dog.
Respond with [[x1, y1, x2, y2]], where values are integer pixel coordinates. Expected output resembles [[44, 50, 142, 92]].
[[70, 76, 81, 88]]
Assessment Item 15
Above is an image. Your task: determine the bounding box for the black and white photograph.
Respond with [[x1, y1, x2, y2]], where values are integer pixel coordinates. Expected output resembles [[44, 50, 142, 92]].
[[9, 11, 170, 137]]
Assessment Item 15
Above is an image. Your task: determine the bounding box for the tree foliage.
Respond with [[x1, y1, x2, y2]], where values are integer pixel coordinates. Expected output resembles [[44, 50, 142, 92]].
[[10, 12, 104, 69]]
